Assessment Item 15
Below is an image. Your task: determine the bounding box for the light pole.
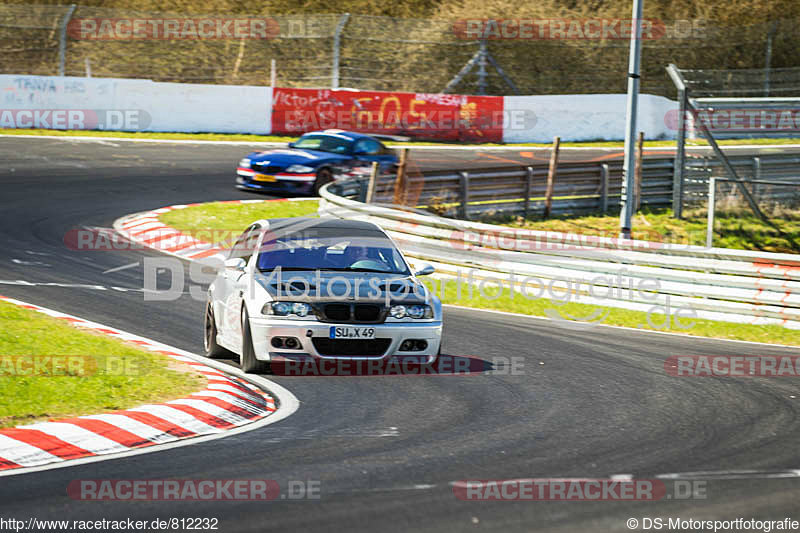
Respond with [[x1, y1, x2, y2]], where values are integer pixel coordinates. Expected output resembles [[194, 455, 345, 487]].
[[619, 0, 644, 239]]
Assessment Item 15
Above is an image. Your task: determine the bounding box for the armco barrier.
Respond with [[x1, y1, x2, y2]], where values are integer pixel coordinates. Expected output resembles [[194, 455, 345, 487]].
[[318, 184, 800, 329]]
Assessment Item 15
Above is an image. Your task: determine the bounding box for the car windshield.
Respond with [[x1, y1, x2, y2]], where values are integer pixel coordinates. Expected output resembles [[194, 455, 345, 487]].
[[256, 227, 410, 275], [292, 134, 352, 155]]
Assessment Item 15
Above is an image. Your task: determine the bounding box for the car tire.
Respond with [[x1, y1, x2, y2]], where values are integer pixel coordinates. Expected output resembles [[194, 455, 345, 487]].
[[312, 167, 333, 196], [204, 301, 230, 359], [240, 307, 270, 374]]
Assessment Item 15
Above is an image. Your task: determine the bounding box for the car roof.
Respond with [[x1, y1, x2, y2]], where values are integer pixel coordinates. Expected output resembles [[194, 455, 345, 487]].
[[260, 216, 386, 234], [302, 130, 378, 142]]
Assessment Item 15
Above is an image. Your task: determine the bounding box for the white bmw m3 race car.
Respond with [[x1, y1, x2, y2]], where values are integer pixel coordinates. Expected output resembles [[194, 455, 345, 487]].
[[204, 216, 442, 373]]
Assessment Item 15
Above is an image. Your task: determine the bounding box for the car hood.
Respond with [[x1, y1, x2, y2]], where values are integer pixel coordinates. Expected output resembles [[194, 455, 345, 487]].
[[255, 271, 432, 305], [247, 148, 348, 167]]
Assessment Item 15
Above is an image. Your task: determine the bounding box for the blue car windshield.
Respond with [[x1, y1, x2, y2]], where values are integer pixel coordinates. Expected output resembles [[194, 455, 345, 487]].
[[293, 134, 352, 154], [257, 230, 410, 275]]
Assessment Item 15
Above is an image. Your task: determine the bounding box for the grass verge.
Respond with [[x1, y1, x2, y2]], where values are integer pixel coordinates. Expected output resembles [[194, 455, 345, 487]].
[[0, 300, 207, 429], [159, 199, 320, 235], [424, 279, 800, 346], [493, 207, 800, 254], [156, 199, 799, 345], [4, 128, 800, 148]]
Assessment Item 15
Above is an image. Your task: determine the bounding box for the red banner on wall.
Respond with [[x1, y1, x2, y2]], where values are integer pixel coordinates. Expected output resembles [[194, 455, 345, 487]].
[[271, 88, 504, 143]]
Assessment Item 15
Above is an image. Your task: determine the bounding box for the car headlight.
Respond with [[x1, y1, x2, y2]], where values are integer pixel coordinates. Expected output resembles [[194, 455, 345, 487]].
[[285, 164, 314, 173], [263, 302, 312, 318], [239, 158, 251, 167], [390, 304, 433, 319]]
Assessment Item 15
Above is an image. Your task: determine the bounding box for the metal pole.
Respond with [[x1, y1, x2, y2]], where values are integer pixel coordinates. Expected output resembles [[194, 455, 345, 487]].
[[477, 40, 488, 95], [706, 177, 716, 248], [270, 59, 276, 87], [331, 13, 350, 89], [619, 0, 643, 239], [84, 57, 91, 78], [764, 21, 777, 97], [58, 4, 77, 77], [666, 63, 688, 219]]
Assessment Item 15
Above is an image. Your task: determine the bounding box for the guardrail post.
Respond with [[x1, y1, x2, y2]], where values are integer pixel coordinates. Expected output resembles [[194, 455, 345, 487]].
[[544, 136, 560, 218], [706, 177, 716, 248], [523, 166, 533, 218], [600, 163, 610, 214], [392, 148, 409, 205], [459, 171, 470, 220], [365, 161, 379, 203], [671, 87, 688, 218], [634, 131, 644, 211], [753, 156, 762, 198]]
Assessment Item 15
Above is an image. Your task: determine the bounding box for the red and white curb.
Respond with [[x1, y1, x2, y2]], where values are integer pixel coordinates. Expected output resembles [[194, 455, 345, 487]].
[[0, 295, 298, 476], [113, 198, 317, 263]]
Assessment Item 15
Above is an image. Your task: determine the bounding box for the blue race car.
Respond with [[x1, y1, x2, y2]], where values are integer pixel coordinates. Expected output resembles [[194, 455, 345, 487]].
[[236, 130, 398, 196]]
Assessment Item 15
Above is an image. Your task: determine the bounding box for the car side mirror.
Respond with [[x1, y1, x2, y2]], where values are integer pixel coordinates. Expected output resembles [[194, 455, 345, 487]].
[[287, 142, 296, 148], [414, 264, 435, 277], [225, 257, 247, 271]]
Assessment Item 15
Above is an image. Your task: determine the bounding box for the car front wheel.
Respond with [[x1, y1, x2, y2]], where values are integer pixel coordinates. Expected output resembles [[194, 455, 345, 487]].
[[240, 307, 269, 374], [312, 167, 333, 196]]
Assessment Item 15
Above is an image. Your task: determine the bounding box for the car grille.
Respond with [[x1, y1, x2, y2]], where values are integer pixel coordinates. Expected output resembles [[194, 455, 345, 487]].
[[311, 338, 392, 357], [318, 303, 384, 323], [251, 163, 284, 174]]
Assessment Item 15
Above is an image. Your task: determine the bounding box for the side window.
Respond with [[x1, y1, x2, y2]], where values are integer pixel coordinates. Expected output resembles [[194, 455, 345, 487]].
[[228, 225, 259, 260], [354, 139, 381, 155]]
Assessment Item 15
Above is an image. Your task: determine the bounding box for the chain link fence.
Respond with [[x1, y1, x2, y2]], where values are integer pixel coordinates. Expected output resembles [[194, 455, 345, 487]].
[[2, 4, 799, 96]]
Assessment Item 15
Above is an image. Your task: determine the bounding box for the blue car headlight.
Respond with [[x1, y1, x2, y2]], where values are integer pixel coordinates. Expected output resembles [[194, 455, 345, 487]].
[[285, 164, 314, 173], [263, 301, 313, 318], [239, 158, 251, 167], [389, 304, 433, 319]]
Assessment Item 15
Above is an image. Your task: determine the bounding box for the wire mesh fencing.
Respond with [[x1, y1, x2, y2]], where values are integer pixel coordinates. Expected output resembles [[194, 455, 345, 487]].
[[2, 4, 799, 96]]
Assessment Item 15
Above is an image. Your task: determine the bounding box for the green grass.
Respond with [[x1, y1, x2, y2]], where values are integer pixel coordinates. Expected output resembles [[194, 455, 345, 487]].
[[424, 279, 800, 346], [159, 199, 320, 239], [4, 128, 800, 148], [0, 300, 206, 429], [493, 207, 800, 254]]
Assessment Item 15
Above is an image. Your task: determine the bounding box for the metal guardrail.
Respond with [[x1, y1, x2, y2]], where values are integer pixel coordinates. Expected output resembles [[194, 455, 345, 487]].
[[320, 181, 800, 329], [332, 153, 800, 221]]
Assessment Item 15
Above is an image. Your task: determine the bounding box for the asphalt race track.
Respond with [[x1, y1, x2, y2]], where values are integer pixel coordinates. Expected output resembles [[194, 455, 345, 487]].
[[1, 136, 800, 532]]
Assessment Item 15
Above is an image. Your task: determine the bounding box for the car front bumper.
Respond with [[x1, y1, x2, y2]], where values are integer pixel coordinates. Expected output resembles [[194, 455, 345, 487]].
[[236, 171, 315, 195], [248, 317, 442, 363]]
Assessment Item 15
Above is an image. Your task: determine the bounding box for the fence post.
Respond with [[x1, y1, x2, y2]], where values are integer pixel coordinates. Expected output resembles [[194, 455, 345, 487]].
[[459, 171, 470, 220], [270, 59, 276, 87], [523, 166, 533, 218], [634, 131, 644, 211], [392, 148, 409, 205], [544, 136, 560, 218], [366, 161, 379, 204], [331, 13, 350, 89], [600, 163, 610, 214], [753, 156, 762, 198], [672, 87, 688, 218], [706, 177, 716, 248], [58, 4, 77, 76]]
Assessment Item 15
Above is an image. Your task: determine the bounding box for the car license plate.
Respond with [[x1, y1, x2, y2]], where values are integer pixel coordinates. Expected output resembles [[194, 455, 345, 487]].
[[330, 326, 375, 339], [253, 174, 277, 182]]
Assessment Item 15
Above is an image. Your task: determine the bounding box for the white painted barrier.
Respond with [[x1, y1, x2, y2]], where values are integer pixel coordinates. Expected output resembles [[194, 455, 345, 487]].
[[0, 74, 680, 142], [0, 74, 271, 134], [318, 186, 800, 329], [502, 94, 678, 143]]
